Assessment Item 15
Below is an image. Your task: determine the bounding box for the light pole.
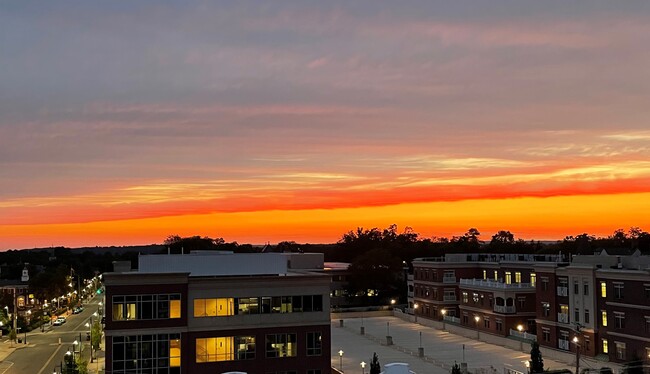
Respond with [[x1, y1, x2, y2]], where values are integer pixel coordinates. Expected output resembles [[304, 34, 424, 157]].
[[361, 361, 366, 374], [517, 324, 524, 351], [441, 309, 447, 330], [339, 350, 344, 372], [414, 303, 418, 323], [572, 336, 581, 374], [474, 315, 480, 340]]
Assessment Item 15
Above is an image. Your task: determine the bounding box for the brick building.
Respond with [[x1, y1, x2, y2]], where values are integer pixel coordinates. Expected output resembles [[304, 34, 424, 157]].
[[104, 252, 331, 374]]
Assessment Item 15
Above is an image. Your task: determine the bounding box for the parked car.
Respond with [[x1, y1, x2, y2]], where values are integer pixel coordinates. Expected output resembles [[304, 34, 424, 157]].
[[53, 316, 66, 326], [72, 306, 84, 314]]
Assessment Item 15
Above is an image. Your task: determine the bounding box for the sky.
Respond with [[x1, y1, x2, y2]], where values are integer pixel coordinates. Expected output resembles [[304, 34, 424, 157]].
[[2, 1, 650, 250]]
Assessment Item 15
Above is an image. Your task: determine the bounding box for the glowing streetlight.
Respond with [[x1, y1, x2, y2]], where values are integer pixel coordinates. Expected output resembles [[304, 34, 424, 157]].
[[517, 324, 524, 332], [474, 315, 480, 340], [441, 309, 447, 330], [361, 361, 366, 374], [413, 303, 419, 323], [338, 350, 344, 372]]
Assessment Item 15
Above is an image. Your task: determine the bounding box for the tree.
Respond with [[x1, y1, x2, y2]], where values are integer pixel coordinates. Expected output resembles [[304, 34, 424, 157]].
[[451, 362, 461, 374], [8, 328, 16, 345], [529, 342, 544, 373], [91, 320, 102, 351], [370, 352, 381, 374], [490, 231, 515, 246]]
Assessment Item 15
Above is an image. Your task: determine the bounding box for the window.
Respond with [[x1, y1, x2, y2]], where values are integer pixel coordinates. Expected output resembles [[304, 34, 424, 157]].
[[615, 342, 626, 360], [574, 308, 580, 323], [238, 298, 259, 315], [646, 317, 650, 333], [583, 283, 589, 296], [600, 282, 607, 298], [560, 304, 569, 315], [574, 281, 579, 295], [462, 292, 469, 303], [112, 333, 181, 374], [483, 270, 487, 280], [306, 332, 322, 356], [266, 334, 297, 358], [462, 313, 468, 324], [542, 302, 550, 317], [196, 337, 234, 362], [505, 272, 512, 284], [530, 273, 536, 287], [602, 339, 608, 354], [541, 277, 549, 291], [112, 294, 181, 321], [584, 309, 590, 324], [601, 311, 607, 327], [645, 285, 650, 298], [515, 272, 521, 283], [194, 298, 235, 317], [444, 289, 456, 301], [483, 317, 490, 328], [472, 293, 479, 303], [518, 297, 526, 309], [614, 283, 624, 299], [614, 312, 625, 329], [542, 328, 550, 342], [496, 319, 502, 331], [494, 271, 498, 281]]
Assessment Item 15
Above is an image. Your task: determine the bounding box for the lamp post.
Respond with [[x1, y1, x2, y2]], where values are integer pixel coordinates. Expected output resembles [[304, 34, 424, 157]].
[[474, 315, 480, 340], [414, 303, 418, 323], [361, 361, 366, 374], [339, 350, 344, 372], [572, 336, 581, 374], [517, 324, 524, 351], [441, 309, 447, 330]]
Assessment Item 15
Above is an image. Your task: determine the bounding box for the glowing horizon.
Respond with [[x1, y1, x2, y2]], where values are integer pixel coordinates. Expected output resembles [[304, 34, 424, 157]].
[[2, 2, 650, 250]]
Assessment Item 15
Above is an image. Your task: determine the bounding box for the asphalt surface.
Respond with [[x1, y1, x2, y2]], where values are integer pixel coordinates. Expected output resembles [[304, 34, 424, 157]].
[[1, 296, 103, 374], [331, 316, 571, 374]]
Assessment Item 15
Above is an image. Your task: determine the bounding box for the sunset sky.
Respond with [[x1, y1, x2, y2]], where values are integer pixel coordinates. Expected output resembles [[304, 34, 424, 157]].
[[2, 1, 650, 250]]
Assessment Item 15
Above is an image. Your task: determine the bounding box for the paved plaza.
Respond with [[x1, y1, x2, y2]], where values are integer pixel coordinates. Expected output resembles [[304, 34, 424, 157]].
[[331, 316, 584, 374]]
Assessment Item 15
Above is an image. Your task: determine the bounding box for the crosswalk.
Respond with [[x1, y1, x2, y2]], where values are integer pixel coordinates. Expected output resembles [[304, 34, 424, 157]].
[[0, 361, 14, 374]]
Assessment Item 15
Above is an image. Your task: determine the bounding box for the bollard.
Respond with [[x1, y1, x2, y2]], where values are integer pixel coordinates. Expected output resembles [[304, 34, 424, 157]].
[[360, 326, 365, 335], [386, 336, 393, 346], [58, 337, 61, 345], [339, 319, 344, 327], [418, 347, 424, 357]]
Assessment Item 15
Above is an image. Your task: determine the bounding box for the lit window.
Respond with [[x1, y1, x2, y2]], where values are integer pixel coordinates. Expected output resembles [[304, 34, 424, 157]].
[[494, 271, 498, 281], [601, 311, 607, 327], [602, 339, 608, 354], [170, 299, 181, 319], [505, 272, 512, 284], [483, 270, 487, 280], [601, 282, 607, 298], [530, 273, 536, 287], [170, 338, 181, 367], [515, 272, 521, 283]]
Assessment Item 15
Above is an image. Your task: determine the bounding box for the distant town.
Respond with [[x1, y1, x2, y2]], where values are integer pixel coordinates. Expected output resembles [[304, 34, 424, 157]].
[[0, 226, 648, 373]]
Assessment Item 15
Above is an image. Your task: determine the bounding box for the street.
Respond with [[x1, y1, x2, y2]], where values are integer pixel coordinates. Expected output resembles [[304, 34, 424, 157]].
[[1, 295, 103, 374]]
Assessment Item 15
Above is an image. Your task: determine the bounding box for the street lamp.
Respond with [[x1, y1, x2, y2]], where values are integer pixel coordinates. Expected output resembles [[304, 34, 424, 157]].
[[517, 324, 525, 351], [572, 336, 581, 374], [441, 309, 447, 330], [474, 315, 480, 340], [338, 350, 344, 372], [414, 303, 419, 323], [361, 361, 366, 374]]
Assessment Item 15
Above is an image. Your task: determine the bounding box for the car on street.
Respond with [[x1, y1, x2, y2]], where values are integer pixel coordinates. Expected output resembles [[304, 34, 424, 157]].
[[53, 316, 66, 326], [72, 306, 84, 314]]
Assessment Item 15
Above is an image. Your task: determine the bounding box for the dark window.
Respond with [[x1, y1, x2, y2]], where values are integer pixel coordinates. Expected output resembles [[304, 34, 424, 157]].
[[306, 332, 322, 356]]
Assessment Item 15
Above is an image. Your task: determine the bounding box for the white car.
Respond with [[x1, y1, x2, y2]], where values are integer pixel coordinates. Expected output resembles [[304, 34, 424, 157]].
[[53, 317, 66, 326]]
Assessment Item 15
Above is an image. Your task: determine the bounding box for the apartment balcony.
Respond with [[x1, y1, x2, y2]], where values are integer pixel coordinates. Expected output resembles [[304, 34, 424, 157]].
[[558, 339, 569, 350], [443, 295, 457, 302], [556, 286, 568, 297], [493, 305, 517, 314], [460, 278, 535, 290], [443, 276, 456, 284], [557, 313, 569, 324], [408, 291, 414, 298]]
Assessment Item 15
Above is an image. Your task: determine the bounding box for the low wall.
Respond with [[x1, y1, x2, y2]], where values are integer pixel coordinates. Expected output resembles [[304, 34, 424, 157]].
[[331, 310, 394, 320]]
